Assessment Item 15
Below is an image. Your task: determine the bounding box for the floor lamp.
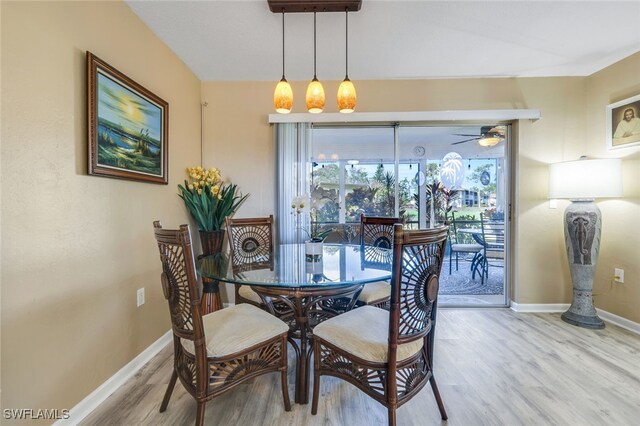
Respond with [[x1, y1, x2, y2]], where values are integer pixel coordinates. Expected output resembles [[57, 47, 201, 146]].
[[548, 157, 622, 329]]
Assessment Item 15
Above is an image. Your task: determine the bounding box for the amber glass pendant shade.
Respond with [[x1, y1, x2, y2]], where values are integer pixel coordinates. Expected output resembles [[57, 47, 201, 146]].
[[274, 78, 293, 114], [305, 11, 325, 114], [306, 78, 325, 113], [337, 78, 356, 113], [337, 10, 356, 113], [274, 11, 293, 114]]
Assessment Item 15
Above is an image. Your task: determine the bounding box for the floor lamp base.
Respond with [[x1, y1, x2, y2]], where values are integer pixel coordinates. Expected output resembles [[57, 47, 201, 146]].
[[562, 200, 606, 330], [561, 309, 605, 329]]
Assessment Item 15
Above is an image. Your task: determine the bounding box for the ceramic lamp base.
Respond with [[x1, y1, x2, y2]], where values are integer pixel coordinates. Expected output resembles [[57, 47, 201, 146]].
[[561, 200, 605, 329], [561, 308, 605, 329]]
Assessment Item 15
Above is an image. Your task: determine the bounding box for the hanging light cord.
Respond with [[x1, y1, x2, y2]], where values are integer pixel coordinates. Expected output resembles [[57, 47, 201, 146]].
[[313, 11, 317, 79], [345, 9, 349, 79], [200, 101, 208, 164], [281, 10, 285, 79]]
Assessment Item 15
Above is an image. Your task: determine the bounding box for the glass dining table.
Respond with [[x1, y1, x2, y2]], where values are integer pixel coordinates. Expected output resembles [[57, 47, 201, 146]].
[[197, 243, 392, 404]]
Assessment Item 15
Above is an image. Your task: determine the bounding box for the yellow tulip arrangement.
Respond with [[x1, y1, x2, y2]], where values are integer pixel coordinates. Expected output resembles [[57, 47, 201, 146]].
[[178, 166, 248, 231]]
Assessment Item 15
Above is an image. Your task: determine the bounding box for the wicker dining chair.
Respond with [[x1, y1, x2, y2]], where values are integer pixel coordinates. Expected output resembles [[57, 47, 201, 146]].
[[312, 224, 449, 426], [225, 215, 274, 307], [356, 214, 399, 308], [153, 221, 290, 426]]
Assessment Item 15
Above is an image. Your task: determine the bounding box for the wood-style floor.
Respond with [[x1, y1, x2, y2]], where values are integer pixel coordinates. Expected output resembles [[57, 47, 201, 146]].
[[82, 309, 640, 425]]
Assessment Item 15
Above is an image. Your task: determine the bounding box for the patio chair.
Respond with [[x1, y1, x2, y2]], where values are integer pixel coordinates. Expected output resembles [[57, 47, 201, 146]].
[[153, 221, 290, 426], [225, 215, 274, 307], [312, 224, 449, 426], [448, 211, 483, 275], [472, 213, 505, 284]]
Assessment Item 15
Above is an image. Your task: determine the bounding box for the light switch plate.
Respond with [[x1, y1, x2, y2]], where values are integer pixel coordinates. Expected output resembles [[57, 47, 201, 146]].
[[137, 288, 145, 306]]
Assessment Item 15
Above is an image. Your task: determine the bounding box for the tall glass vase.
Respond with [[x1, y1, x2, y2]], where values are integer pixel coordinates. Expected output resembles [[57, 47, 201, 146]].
[[199, 229, 226, 314]]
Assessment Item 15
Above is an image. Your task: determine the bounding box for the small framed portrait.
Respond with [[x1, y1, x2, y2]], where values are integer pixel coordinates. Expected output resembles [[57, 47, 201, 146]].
[[87, 52, 169, 184], [606, 94, 640, 150]]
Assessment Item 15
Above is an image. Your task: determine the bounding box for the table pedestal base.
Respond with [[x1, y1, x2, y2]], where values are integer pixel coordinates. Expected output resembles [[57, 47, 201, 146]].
[[201, 278, 223, 314], [252, 284, 362, 404]]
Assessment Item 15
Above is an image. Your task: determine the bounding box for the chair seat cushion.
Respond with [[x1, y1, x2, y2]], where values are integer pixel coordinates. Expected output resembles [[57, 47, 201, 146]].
[[182, 304, 288, 358], [313, 305, 423, 363], [238, 285, 262, 304], [451, 243, 482, 252], [357, 281, 391, 304]]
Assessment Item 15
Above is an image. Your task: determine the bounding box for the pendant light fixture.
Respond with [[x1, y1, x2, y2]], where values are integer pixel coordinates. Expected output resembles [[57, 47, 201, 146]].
[[274, 10, 293, 114], [268, 1, 362, 113], [306, 11, 325, 113], [337, 8, 356, 113]]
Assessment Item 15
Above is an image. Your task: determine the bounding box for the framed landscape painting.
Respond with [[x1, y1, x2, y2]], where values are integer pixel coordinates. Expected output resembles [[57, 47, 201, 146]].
[[87, 52, 168, 184], [606, 93, 640, 150]]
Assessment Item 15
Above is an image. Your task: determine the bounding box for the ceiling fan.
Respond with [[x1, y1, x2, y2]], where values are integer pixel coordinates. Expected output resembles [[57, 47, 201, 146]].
[[452, 125, 506, 146]]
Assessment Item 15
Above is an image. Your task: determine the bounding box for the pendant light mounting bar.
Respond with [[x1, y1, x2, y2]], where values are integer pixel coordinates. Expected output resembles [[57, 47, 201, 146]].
[[268, 0, 361, 13]]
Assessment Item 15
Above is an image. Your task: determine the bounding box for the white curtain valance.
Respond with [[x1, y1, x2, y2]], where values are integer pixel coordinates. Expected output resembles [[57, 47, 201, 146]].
[[268, 109, 541, 124]]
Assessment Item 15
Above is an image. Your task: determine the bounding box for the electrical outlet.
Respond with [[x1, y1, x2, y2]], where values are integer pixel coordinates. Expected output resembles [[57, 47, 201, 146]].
[[137, 288, 145, 307], [614, 268, 624, 284]]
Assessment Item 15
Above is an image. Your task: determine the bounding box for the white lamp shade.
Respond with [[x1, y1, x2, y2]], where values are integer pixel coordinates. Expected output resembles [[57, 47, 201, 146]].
[[549, 158, 622, 199]]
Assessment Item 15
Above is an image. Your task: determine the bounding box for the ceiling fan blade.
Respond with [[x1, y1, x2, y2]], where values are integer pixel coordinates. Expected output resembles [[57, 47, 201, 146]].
[[451, 137, 479, 145], [453, 133, 481, 137]]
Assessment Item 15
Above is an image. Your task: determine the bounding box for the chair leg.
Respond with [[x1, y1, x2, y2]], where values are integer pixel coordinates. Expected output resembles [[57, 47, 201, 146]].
[[471, 252, 479, 270], [195, 401, 206, 426], [448, 251, 452, 275], [429, 376, 448, 420], [480, 258, 488, 284], [281, 368, 291, 411], [311, 340, 321, 415], [388, 407, 397, 426], [279, 336, 291, 411], [159, 370, 178, 412]]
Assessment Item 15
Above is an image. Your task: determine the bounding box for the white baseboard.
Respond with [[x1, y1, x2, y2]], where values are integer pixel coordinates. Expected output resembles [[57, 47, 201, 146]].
[[597, 309, 640, 334], [54, 330, 172, 426], [510, 302, 640, 335], [509, 302, 570, 313]]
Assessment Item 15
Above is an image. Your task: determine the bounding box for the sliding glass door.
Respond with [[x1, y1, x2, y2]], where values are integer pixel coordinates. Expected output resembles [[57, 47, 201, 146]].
[[292, 123, 510, 306]]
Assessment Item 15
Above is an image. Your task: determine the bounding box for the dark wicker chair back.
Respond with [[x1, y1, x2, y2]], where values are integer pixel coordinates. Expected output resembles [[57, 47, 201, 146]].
[[390, 224, 448, 345], [225, 215, 274, 306], [225, 215, 274, 266], [360, 214, 398, 249], [153, 221, 204, 351]]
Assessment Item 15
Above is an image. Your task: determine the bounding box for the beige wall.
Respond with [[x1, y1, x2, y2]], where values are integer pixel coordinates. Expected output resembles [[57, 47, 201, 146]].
[[0, 1, 3, 412], [202, 73, 639, 321], [585, 53, 640, 322], [1, 1, 201, 421]]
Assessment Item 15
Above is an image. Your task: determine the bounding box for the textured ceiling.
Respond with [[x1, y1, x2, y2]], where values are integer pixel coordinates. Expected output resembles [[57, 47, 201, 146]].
[[126, 0, 640, 81]]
